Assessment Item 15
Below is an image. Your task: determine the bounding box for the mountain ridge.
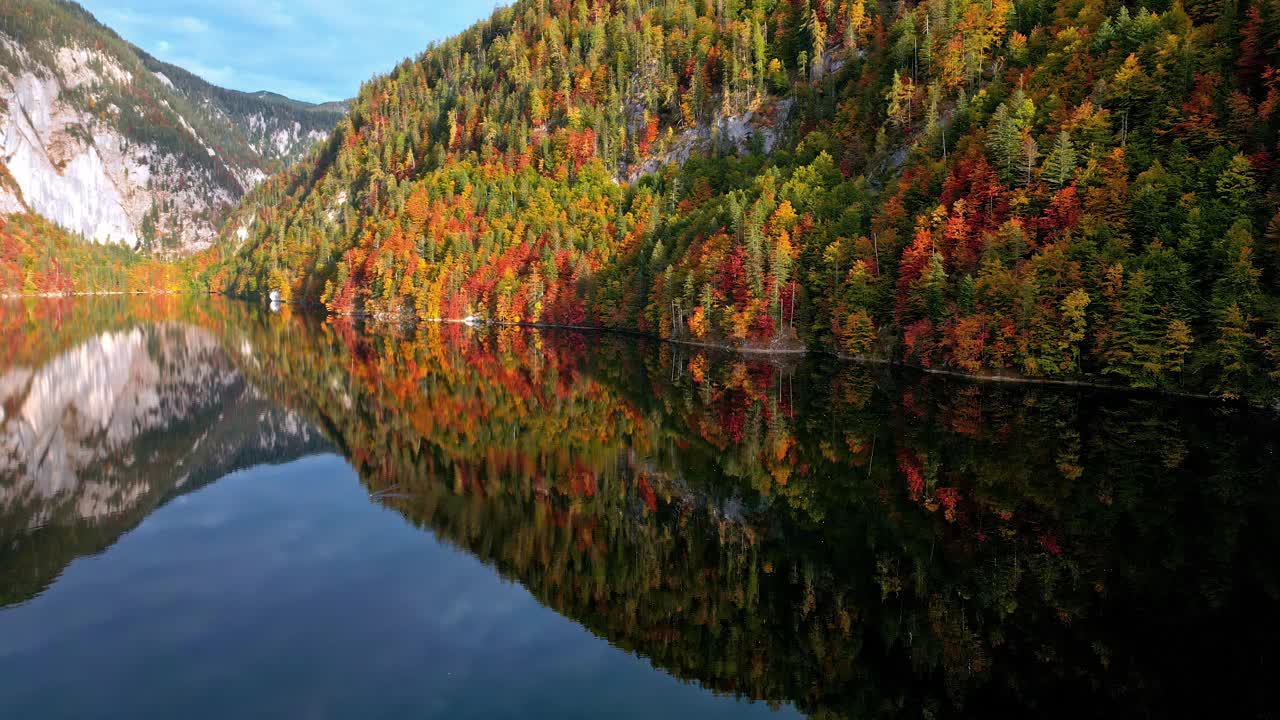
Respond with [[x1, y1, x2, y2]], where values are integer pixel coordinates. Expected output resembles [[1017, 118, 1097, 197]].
[[0, 0, 344, 252]]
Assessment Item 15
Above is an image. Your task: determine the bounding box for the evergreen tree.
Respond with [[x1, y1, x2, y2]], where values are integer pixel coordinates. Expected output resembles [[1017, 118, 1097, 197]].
[[986, 104, 1020, 178], [1042, 131, 1076, 188]]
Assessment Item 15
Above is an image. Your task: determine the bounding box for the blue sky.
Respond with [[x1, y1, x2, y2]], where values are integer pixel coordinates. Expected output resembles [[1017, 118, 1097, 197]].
[[79, 1, 506, 103]]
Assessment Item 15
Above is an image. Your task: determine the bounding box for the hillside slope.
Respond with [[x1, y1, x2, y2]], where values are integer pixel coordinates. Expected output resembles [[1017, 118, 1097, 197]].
[[0, 0, 344, 252], [208, 0, 1280, 403], [135, 50, 348, 170], [0, 211, 178, 295]]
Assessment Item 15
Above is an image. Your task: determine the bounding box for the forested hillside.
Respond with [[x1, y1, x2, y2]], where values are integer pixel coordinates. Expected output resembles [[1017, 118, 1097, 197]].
[[134, 50, 347, 170], [206, 0, 1280, 403], [0, 212, 179, 295]]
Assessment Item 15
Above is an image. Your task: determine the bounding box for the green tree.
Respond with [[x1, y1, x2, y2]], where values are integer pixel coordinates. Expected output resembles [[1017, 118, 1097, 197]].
[[1216, 154, 1256, 220], [986, 104, 1020, 178], [1041, 131, 1076, 188], [1212, 304, 1256, 399], [1102, 271, 1165, 388]]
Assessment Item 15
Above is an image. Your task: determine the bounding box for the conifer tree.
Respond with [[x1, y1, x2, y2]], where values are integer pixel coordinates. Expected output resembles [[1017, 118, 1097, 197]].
[[1042, 131, 1076, 188], [986, 104, 1020, 179]]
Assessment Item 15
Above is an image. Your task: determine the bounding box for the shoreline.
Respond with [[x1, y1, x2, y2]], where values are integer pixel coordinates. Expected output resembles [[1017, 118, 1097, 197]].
[[493, 320, 810, 357], [831, 350, 1225, 402], [1, 291, 179, 299], [286, 301, 810, 357], [239, 294, 1262, 406]]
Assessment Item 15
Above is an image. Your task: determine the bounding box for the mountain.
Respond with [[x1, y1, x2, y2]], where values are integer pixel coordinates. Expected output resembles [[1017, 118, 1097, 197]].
[[133, 50, 349, 170], [0, 0, 344, 253], [207, 0, 1280, 404]]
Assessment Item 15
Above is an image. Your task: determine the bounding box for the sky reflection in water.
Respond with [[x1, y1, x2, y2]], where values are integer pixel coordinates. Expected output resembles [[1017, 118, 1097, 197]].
[[0, 296, 1277, 718]]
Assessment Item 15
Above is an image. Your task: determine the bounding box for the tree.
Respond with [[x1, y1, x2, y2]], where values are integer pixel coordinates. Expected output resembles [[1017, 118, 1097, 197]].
[[1101, 271, 1165, 388], [1163, 318, 1193, 380], [1263, 210, 1280, 286], [920, 251, 949, 321], [807, 6, 828, 84], [1213, 222, 1262, 311], [843, 309, 878, 355], [924, 83, 942, 152], [650, 238, 667, 272], [1109, 53, 1150, 143], [772, 231, 794, 328], [886, 70, 913, 128], [1061, 289, 1091, 371], [1019, 133, 1039, 186], [845, 0, 869, 52], [1041, 131, 1076, 188], [1212, 303, 1256, 399], [1216, 153, 1256, 220], [986, 104, 1020, 178]]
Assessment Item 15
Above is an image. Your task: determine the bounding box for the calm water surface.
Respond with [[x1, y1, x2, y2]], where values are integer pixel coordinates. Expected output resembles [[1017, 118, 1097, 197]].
[[1, 297, 1277, 718]]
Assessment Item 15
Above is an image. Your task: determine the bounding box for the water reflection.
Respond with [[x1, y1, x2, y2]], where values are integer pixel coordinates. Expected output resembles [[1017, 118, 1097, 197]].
[[0, 298, 329, 606], [2, 297, 1278, 717]]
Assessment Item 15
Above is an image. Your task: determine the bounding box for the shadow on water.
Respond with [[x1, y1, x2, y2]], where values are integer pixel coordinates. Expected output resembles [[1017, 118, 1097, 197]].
[[2, 296, 1278, 717]]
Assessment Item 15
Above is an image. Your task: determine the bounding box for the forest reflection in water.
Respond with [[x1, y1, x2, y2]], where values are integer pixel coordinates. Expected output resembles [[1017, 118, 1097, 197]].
[[1, 296, 1278, 718]]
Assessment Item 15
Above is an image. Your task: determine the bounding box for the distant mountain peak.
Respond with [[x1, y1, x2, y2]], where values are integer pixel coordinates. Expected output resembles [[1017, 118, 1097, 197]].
[[0, 0, 344, 253]]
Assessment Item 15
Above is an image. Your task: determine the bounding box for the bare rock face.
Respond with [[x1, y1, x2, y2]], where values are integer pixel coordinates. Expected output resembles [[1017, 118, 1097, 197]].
[[623, 98, 794, 183], [0, 3, 345, 254], [2, 45, 138, 245]]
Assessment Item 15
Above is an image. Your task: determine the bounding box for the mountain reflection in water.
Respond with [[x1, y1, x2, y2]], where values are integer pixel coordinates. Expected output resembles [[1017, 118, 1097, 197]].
[[1, 296, 1278, 718]]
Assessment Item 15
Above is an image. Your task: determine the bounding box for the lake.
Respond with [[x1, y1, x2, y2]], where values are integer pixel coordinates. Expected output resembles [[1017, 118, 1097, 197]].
[[1, 297, 1278, 718]]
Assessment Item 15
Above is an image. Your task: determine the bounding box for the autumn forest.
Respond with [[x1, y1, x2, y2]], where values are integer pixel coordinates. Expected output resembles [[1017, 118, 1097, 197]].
[[1, 0, 1277, 402], [7, 2, 1280, 716], [166, 0, 1279, 403]]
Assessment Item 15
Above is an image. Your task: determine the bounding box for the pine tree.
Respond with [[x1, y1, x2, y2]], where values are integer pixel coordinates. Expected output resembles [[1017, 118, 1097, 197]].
[[1102, 271, 1165, 387], [1212, 303, 1256, 399], [1061, 288, 1091, 371], [1217, 154, 1256, 220], [1163, 318, 1193, 380], [746, 206, 765, 298], [772, 233, 794, 327], [845, 0, 868, 52], [650, 238, 667, 272], [699, 282, 716, 333], [920, 251, 948, 321], [1263, 210, 1280, 286], [924, 82, 941, 151], [986, 104, 1020, 179], [1041, 131, 1076, 188], [1213, 222, 1262, 311], [886, 70, 912, 128], [807, 6, 827, 85]]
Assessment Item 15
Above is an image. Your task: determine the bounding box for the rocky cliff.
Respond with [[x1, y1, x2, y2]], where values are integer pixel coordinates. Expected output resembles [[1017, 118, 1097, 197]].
[[0, 0, 344, 253]]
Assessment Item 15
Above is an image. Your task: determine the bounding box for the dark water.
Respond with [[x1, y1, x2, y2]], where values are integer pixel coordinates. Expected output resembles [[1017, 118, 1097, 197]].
[[1, 298, 1278, 718]]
